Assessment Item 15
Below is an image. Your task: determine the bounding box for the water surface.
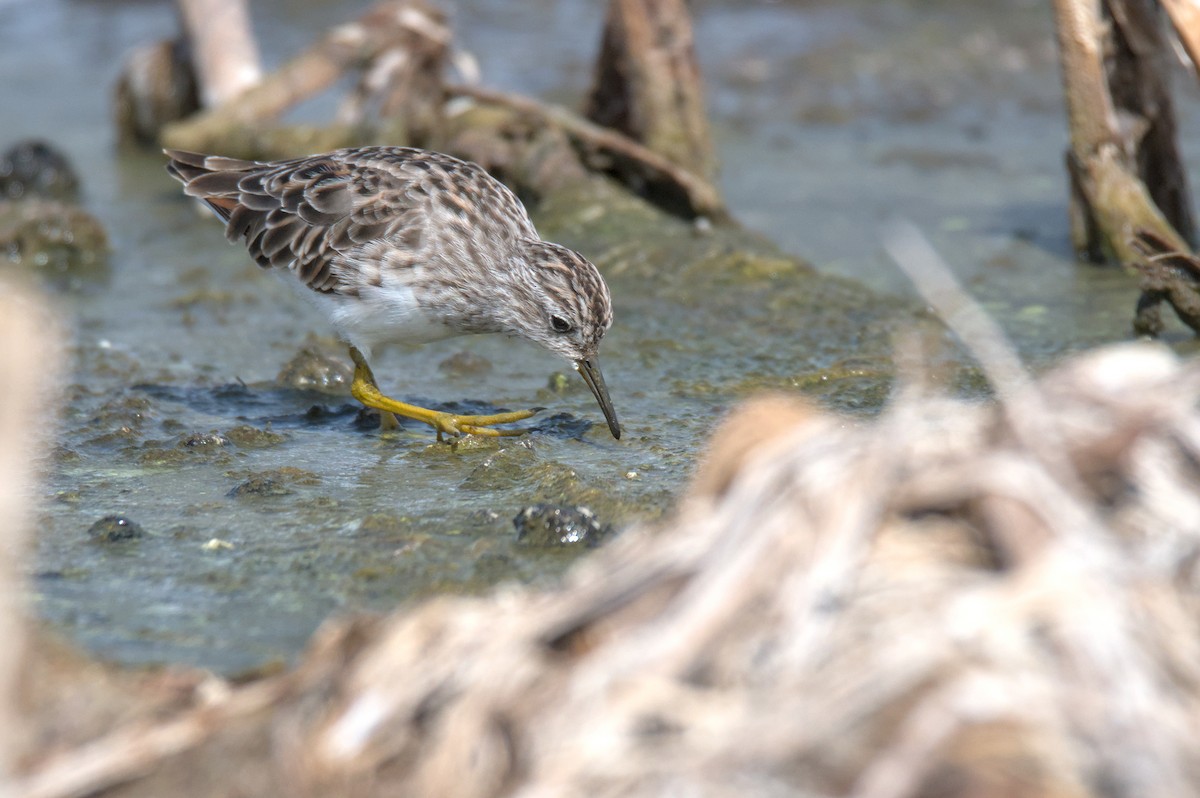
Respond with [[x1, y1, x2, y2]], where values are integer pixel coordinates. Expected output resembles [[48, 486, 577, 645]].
[[4, 0, 1196, 672]]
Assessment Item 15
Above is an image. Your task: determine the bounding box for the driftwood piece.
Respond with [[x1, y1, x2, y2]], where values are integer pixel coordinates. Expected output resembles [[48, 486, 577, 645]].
[[1161, 0, 1200, 79], [161, 1, 449, 155], [583, 0, 717, 213], [1129, 227, 1200, 334], [1053, 0, 1193, 263], [1106, 0, 1195, 242], [113, 40, 200, 147], [446, 83, 727, 221], [176, 0, 262, 108], [336, 5, 448, 141], [578, 0, 710, 216], [113, 0, 260, 146], [153, 0, 722, 221]]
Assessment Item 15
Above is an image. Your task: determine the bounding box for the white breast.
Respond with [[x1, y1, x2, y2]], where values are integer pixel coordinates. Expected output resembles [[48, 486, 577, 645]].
[[285, 275, 462, 360]]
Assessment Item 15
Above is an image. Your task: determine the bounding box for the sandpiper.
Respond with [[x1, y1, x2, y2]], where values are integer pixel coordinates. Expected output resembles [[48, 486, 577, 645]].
[[165, 146, 620, 440]]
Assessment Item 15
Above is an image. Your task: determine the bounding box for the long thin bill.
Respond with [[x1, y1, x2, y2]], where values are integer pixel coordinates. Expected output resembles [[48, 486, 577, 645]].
[[575, 357, 621, 439]]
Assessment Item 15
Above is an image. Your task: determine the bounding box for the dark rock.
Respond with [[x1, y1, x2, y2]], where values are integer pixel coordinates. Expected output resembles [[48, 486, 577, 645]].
[[0, 139, 80, 201], [183, 431, 231, 449], [513, 504, 610, 547], [88, 515, 145, 543], [228, 477, 292, 498], [276, 346, 352, 394], [0, 199, 109, 289], [224, 425, 286, 448], [227, 467, 320, 498]]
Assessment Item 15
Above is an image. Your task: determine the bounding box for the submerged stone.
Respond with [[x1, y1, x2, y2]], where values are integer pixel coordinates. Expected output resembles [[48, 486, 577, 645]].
[[224, 424, 287, 448], [0, 199, 109, 289], [513, 504, 610, 547], [438, 350, 493, 377], [227, 467, 322, 498], [228, 476, 293, 498], [88, 515, 145, 543], [459, 443, 538, 491], [0, 139, 107, 291], [0, 139, 80, 201], [276, 346, 353, 394], [183, 431, 231, 449], [545, 372, 572, 394]]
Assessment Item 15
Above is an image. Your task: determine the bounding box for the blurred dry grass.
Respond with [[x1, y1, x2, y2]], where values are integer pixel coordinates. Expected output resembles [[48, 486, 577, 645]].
[[0, 281, 56, 777], [7, 285, 1200, 796]]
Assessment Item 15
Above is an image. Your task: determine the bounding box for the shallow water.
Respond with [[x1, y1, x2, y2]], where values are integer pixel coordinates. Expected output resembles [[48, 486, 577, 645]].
[[4, 0, 1199, 673]]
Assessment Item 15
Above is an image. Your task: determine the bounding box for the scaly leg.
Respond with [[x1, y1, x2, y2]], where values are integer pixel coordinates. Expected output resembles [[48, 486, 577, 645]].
[[348, 347, 541, 440]]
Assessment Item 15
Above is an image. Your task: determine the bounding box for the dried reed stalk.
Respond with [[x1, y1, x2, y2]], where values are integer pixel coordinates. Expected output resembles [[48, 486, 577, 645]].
[[12, 241, 1200, 795], [0, 283, 58, 781]]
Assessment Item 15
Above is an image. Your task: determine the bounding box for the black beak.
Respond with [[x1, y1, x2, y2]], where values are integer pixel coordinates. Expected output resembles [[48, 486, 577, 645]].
[[575, 357, 621, 439]]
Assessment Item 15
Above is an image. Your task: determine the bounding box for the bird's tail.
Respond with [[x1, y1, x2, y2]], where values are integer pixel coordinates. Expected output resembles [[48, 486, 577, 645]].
[[163, 149, 263, 223]]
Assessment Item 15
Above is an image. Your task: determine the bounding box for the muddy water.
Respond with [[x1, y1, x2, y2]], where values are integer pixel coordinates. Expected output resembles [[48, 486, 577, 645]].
[[5, 0, 1198, 673]]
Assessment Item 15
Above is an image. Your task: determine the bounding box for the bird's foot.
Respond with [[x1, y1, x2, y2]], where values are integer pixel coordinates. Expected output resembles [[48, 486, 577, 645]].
[[428, 407, 545, 441], [349, 346, 542, 441]]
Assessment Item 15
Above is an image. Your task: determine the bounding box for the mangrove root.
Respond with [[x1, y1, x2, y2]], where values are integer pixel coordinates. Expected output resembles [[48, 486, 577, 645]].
[[1053, 0, 1194, 263]]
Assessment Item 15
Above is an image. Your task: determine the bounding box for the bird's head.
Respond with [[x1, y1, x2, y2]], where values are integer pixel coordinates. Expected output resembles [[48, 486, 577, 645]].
[[511, 239, 620, 439]]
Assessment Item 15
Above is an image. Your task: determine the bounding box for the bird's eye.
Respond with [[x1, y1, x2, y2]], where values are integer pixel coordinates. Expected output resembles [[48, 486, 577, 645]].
[[550, 315, 573, 334]]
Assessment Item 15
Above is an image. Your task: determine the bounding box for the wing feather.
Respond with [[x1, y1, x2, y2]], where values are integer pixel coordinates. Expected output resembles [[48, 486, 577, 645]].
[[164, 146, 537, 296]]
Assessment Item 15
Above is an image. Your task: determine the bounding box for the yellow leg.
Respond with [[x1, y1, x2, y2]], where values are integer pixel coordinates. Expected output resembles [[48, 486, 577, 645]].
[[348, 347, 541, 440]]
